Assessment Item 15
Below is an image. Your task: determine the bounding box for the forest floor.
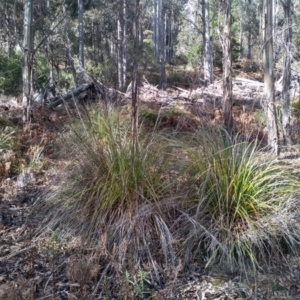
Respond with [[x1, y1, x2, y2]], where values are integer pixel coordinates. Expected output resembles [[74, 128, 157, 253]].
[[1, 63, 300, 299]]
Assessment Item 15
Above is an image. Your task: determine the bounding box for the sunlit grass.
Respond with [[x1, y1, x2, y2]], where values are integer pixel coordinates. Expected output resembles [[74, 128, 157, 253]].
[[181, 126, 300, 272], [0, 127, 15, 150], [40, 104, 179, 277]]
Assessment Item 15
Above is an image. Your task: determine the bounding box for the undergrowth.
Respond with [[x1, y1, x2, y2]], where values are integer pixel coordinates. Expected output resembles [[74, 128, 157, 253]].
[[39, 104, 180, 282], [37, 105, 300, 293]]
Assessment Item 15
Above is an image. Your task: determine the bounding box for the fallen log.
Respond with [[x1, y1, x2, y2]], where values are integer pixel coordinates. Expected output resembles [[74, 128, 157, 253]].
[[47, 79, 125, 108], [47, 83, 94, 108], [235, 77, 264, 87]]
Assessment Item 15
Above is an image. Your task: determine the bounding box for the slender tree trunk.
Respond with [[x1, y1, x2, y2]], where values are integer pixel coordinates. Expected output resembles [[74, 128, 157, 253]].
[[153, 0, 159, 62], [160, 10, 166, 89], [117, 0, 127, 90], [203, 0, 213, 84], [64, 3, 77, 88], [282, 0, 292, 146], [273, 0, 278, 62], [222, 0, 234, 134], [246, 0, 253, 59], [131, 0, 140, 159], [260, 0, 265, 49], [78, 0, 84, 84], [46, 0, 54, 86], [4, 5, 11, 57], [153, 0, 166, 89], [247, 29, 252, 59], [263, 0, 279, 154], [22, 0, 34, 122], [238, 18, 243, 59]]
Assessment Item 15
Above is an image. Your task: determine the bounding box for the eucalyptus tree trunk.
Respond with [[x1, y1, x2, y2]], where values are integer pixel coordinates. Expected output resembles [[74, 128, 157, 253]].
[[78, 0, 84, 84], [4, 4, 12, 57], [259, 0, 265, 49], [62, 4, 77, 88], [282, 0, 292, 146], [273, 0, 278, 61], [238, 18, 243, 59], [165, 7, 175, 62], [22, 0, 34, 122], [202, 0, 213, 84], [153, 0, 166, 89], [117, 0, 127, 91], [131, 0, 140, 159], [46, 0, 54, 86], [221, 0, 234, 134], [247, 29, 252, 59], [153, 0, 159, 63], [263, 0, 279, 154], [247, 0, 252, 59], [159, 11, 166, 89]]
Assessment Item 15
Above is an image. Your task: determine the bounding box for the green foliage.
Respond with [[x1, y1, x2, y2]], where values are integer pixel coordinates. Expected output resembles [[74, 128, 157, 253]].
[[291, 99, 300, 110], [86, 56, 117, 86], [28, 145, 46, 171], [187, 42, 200, 66], [167, 72, 190, 86], [0, 51, 22, 96], [231, 36, 240, 62], [183, 127, 300, 271], [124, 269, 151, 298], [254, 108, 266, 126], [58, 69, 75, 91], [34, 53, 50, 90], [140, 29, 155, 70]]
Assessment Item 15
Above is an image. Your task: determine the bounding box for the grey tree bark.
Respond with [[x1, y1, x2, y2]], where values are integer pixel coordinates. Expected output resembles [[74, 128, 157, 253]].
[[46, 0, 54, 86], [247, 0, 252, 59], [153, 0, 166, 89], [78, 0, 84, 84], [22, 0, 34, 122], [273, 0, 278, 61], [263, 0, 279, 154], [238, 17, 243, 59], [221, 0, 234, 134], [131, 0, 140, 158], [165, 6, 175, 62], [202, 0, 213, 84], [62, 4, 77, 88], [281, 0, 292, 146], [117, 0, 127, 91]]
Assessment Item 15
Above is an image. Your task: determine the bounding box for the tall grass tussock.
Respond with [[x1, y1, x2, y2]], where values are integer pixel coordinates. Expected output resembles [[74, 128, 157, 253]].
[[39, 105, 300, 286], [182, 127, 300, 272], [39, 105, 179, 279]]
